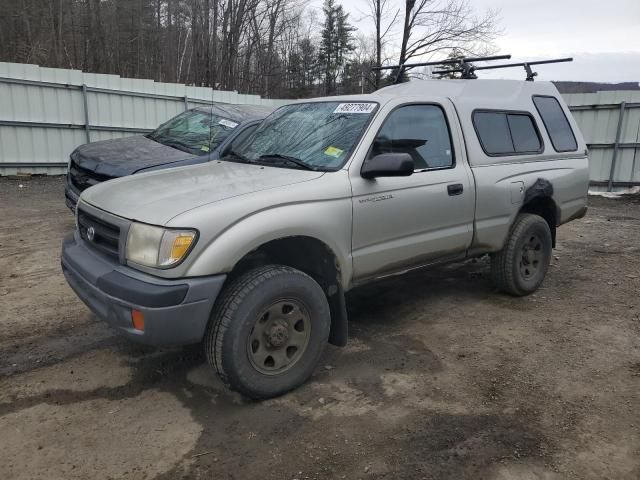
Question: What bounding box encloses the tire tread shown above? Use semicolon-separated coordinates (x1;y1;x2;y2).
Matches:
491;213;551;296
205;265;316;395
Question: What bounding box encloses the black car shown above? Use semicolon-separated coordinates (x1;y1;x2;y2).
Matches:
65;103;274;211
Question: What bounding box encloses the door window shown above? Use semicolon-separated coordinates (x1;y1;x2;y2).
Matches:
369;105;454;170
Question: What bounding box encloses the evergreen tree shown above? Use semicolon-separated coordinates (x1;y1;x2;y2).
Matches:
319;0;355;95
437;48;465;79
287;38;320;98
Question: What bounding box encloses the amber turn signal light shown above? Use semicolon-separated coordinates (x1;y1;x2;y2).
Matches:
131;309;145;332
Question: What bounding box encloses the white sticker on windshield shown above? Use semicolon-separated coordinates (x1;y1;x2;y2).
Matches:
333;103;376;114
218;119;239;128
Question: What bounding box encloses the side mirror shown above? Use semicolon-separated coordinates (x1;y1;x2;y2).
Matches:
361;153;414;179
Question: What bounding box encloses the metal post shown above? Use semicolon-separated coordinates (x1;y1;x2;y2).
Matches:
184;95;189;111
608;101;626;192
81;84;91;143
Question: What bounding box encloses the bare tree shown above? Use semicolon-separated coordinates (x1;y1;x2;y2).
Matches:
398;0;500;70
364;0;399;89
0;0;501;97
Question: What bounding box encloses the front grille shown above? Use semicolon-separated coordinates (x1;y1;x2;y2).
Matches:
78;209;121;259
69;160;113;192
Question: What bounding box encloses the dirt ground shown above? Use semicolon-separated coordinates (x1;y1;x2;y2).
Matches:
0;176;639;480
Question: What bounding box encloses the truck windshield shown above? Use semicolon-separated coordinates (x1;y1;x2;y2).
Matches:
231;101;378;170
147;109;240;155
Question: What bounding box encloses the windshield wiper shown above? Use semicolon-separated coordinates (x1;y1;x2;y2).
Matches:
258;154;317;171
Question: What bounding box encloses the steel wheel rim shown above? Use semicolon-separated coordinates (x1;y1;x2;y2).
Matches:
519;233;543;280
247;299;312;376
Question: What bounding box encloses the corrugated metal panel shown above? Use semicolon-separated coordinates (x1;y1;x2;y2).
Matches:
4;61;637;187
563;91;640;191
0;62;288;175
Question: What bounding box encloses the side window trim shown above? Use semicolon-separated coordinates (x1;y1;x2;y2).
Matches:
472;109;544;157
365;102;456;173
532;95;578;153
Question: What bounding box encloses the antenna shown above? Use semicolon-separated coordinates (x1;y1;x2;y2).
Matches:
208;61;215;156
432;57;574;81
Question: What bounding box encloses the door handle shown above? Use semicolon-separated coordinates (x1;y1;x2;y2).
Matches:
447;183;464;196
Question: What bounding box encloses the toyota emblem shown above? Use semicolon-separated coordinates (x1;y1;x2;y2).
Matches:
87;226;95;241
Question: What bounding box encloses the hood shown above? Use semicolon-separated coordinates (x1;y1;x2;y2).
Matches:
72;135;197;177
80;161;325;226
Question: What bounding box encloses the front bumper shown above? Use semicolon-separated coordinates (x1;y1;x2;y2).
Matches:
61;231;226;346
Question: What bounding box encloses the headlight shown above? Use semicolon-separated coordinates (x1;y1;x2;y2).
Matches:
126;223;197;268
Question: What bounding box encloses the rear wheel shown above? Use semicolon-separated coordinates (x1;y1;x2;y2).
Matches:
205;265;330;399
491;213;553;296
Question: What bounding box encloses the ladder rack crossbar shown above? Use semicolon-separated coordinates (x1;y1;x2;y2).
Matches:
374;54;573;83
371;54;511;72
433;57;573;75
432;57;573;81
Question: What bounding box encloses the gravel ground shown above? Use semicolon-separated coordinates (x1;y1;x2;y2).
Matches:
0;176;639;480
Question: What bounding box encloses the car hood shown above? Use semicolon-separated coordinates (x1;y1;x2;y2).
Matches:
80;161;325;225
72;135;197;177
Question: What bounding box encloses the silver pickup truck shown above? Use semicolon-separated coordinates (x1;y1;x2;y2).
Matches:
61;79;589;399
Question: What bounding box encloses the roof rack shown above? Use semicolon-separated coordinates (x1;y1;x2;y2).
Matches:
372;55;511;83
373;55;573;82
433;57;573;81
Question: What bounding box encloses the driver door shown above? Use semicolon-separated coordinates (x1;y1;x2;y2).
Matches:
350;102;475;281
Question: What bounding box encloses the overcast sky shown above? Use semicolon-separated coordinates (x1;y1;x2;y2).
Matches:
310;0;640;83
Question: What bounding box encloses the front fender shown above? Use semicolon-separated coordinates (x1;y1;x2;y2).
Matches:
182;198;354;288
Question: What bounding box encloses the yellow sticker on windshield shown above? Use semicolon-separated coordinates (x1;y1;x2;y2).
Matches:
200;145;210;152
324;146;344;158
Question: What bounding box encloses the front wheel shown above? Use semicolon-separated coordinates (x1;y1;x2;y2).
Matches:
491;213;553;296
205;265;330;399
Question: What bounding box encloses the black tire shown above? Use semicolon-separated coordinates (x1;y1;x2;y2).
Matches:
491;213;553;296
205;265;330;399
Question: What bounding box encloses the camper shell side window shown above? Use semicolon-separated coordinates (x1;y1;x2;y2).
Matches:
532;95;578;152
472;110;544;157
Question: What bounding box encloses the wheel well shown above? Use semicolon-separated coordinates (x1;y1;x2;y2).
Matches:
228;236;348;346
520;196;558;247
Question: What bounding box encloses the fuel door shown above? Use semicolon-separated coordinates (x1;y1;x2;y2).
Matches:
511;181;525;204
